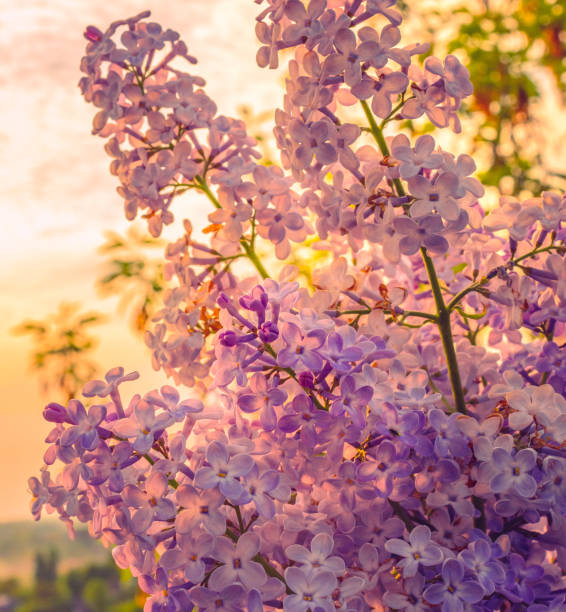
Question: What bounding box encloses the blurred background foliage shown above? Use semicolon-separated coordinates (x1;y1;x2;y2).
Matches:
0;522;142;611
96;226;165;335
7;0;566;608
399;0;566;198
12;303;104;402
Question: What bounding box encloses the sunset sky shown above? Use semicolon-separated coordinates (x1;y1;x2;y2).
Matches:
0;0;283;522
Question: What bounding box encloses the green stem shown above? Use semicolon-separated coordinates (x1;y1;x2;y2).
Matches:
234;505;245;532
400;310;437;322
360;100;405;197
195;176;221;209
424;368;454;412
196;176;271;280
388;499;415;531
361;102;467;415
224;527;291;593
513;243;566;264
379;94;413;129
447;278;489;311
263;343;327;411
241;240;269;280
421;248;467;414
449;245;566;311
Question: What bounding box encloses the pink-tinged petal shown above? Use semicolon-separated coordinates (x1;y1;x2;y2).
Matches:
311;533;333;557
132;507;153;532
427;106;448;128
160;385;179;404
387;71;409;92
243;561;268;588
219;478;245;500
381;24;401;48
284;0;306;21
409;525;431;547
410;199;434;218
133;433;153;454
206;441;229;467
61;465;79;490
415;134;435;156
402;98;424;119
514;474;537;498
437;172;459;195
238;394;263;413
316;143;338;165
135;401;155;430
311;121;330;141
204;511;226;535
237;533;260;559
209;564;236;591
384;538;412;557
177;399;203;413
285;544;310;563
213;536;235;563
490;472;509;494
481;415;502;436
87;404;106;426
229;454;254;477
437;198;460;221
443;559;464;584
310;571;337;596
122;484;147;507
325;557;346;574
112;545;130;570
176;509;198;534
159;548;184;570
60;427;80;447
284;567;308;593
424;55;444;77
282;322;302;346
146;472;168;498
516;448;537;470
334;28;356;54
268;223;286;244
275;240;291;260
408;175;432;198
82;379;107;397
285;212;304;231
194;466;219;490
176;484;197;507
358;40;380;61
371;93;392;118
508;412;532;431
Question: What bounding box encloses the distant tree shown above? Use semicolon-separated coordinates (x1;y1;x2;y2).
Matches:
13;303;104;401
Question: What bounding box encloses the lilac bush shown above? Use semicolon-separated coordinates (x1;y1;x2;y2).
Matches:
29;2;566;610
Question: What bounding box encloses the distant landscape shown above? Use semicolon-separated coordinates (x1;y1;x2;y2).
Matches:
0;520;141;611
0;520;108;583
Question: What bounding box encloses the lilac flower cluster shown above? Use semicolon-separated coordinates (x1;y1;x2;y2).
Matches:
30;1;566;610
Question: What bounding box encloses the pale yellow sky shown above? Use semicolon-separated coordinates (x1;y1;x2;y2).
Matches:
0;0;283;522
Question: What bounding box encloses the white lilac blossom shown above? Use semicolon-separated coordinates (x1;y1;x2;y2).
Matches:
28;2;566;611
